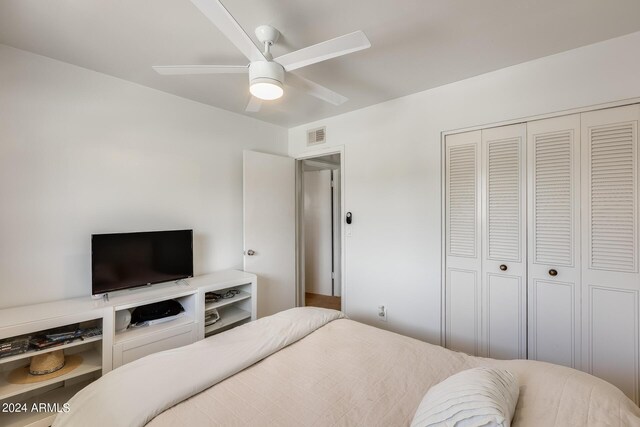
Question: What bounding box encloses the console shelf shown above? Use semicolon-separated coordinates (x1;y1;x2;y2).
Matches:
0;336;102;366
114;315;194;345
107;283;195;312
205;290;251;311
204;306;251;336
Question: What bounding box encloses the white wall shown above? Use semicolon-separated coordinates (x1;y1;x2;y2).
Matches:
0;44;287;309
289;31;640;343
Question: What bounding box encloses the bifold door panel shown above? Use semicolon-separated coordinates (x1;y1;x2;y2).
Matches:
581;104;640;403
527;114;581;369
481;124;527;359
445;131;482;356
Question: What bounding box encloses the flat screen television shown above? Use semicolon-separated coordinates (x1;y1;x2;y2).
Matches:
91;229;193;295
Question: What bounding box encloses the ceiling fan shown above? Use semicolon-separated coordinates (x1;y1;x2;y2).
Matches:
152;0;371;112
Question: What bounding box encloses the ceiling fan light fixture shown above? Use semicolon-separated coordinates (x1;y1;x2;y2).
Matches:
250;78;283;100
248;61;285;101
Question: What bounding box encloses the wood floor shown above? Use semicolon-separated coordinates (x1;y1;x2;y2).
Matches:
305;292;341;311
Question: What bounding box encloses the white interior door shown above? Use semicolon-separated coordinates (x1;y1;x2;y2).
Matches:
481;123;527;360
581;104;640;403
304;169;333;296
243;150;296;318
332;169;342;297
527;114;581;368
445;130;482;356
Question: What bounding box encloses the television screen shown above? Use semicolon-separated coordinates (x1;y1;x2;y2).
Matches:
91;229;193;295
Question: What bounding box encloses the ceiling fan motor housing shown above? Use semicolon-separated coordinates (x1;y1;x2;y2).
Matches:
249;61;285;86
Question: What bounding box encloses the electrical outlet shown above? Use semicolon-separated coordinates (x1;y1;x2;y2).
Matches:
377;305;387;322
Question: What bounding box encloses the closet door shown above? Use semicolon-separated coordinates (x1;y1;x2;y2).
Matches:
481;124;527;359
527;114;581;368
581;104;640;403
445;130;482;356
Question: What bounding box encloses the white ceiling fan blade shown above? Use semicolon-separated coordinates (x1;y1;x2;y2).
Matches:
153;65;248;75
245;96;262;112
190;0;265;62
286;73;348;106
275;31;370;72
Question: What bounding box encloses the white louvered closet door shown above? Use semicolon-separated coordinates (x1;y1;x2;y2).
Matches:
581;104;640;403
527;114;581;368
445;130;482;356
481;124;527;359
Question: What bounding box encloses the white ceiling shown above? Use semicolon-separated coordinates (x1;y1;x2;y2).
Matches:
1;0;639;127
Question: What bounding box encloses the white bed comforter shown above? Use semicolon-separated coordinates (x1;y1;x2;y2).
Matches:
147;316;640;427
53;307;345;427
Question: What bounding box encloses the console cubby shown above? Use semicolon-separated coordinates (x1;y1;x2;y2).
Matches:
113;292;197;343
201;282;255;338
109;286;198;369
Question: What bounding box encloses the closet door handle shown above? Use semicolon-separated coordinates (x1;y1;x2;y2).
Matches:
499;264;508;271
548;269;558;277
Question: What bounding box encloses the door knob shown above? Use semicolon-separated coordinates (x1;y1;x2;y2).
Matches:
245;249;256;256
548;269;558;277
499;264;508;271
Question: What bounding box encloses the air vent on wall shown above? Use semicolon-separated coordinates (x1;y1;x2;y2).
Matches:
307;126;326;146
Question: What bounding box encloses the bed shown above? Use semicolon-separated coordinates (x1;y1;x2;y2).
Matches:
54;308;640;426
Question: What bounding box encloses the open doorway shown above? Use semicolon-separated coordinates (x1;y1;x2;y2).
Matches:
297;153;342;311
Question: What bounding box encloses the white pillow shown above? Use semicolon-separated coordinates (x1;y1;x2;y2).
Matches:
410;367;519;427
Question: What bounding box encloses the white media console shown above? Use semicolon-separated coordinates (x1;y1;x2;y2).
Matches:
0;269;257;427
